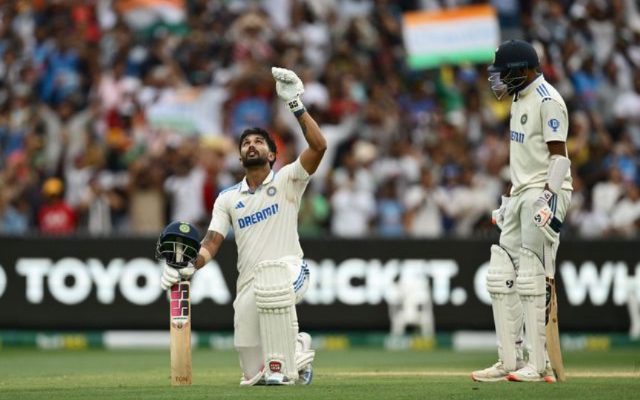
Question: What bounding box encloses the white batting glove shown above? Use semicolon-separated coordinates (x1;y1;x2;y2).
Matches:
160;262;196;290
491;195;510;230
532;189;554;228
272;67;305;116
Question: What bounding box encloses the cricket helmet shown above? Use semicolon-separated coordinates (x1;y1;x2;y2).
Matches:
155;221;201;268
488;40;539;99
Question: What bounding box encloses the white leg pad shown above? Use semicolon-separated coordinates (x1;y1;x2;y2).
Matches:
254;260;298;382
486;245;523;371
517;247;547;373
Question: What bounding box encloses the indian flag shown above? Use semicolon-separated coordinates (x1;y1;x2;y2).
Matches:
402;5;500;70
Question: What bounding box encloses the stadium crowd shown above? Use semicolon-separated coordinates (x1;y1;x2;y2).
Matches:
1;0;639;238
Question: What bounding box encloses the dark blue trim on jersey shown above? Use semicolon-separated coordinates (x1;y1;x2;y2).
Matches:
549;216;562;233
540;84;551;97
293;261;310;292
219;183;241;195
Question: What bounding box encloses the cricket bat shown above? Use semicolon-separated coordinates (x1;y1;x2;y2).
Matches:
546;277;566;382
169;242;192;386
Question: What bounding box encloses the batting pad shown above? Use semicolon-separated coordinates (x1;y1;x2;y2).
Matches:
517;247;547;373
486;245;523;371
254;260;298;381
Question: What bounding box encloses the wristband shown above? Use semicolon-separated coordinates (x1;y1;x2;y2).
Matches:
287;96;305;115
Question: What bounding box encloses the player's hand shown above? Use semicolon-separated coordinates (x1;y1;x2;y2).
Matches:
491;195;510;230
532;189;554;228
160;262;196;290
272;67;305;114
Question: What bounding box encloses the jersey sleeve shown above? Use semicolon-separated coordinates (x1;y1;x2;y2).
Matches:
541;98;568;143
282;157;311;182
278;157;311;199
208;194;231;237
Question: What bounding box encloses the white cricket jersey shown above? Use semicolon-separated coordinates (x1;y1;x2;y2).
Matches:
509;75;573;196
208;158;310;291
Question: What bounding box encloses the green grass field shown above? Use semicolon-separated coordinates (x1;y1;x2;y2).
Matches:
1;348;640;400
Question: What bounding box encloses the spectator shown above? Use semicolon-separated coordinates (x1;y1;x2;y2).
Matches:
404;168;443;238
592;167;624;216
298;188;330;237
330;168;376;238
375;178;404;237
0;191;28;234
0;0;637;239
128;157;166;235
164;140;206;225
610;183;640;237
37;177;76;235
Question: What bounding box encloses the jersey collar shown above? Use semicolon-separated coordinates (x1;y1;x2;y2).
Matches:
517;74;545;99
240;170;275;193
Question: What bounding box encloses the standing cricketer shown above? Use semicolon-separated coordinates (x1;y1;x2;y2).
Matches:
160;67;326;386
471;40;572;382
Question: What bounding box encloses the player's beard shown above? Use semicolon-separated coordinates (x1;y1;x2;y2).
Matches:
241;153;269;168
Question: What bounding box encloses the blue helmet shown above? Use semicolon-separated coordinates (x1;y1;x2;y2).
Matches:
488;40;540;99
155;221;201;268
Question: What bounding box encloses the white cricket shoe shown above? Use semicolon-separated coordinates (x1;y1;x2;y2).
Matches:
507;363;556;383
298;364;313;385
265;372;294;386
296;332;315;385
471;359;526;382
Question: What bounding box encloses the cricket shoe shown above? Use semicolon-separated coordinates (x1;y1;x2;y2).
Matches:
471;359;526;382
298;364;313;385
265;372;294;386
507;363;556;383
296;332;315;385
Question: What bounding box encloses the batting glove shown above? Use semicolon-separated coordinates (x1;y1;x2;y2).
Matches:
272;67;305;117
491;195;510;230
532;189;554;228
160;262;196;290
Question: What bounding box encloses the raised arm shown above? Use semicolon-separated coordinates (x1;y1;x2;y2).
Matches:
272;67;327;174
297;112;327;174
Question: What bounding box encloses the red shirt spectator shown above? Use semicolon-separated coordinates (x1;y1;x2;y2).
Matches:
38;178;77;235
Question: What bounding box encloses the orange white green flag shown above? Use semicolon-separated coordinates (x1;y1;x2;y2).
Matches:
402;5;500;70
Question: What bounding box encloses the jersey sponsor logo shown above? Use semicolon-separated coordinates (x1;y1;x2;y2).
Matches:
510;130;525;143
237;203;279;229
520;114;527;124
548;118;560;133
267;186;277;197
235;201;245;209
